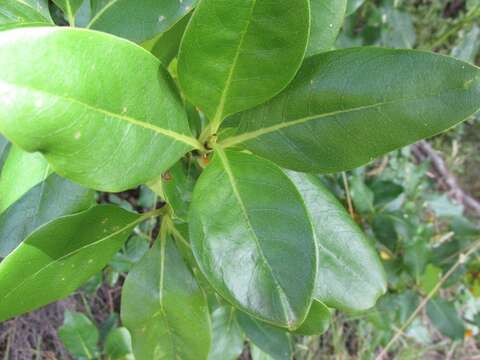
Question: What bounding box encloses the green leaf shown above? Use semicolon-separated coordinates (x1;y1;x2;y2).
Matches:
307;0;346;56
404;238;429;284
286;172;386;312
223;48;480;173
251;345;275;360
52;0;84;22
59;310;100;359
88;0;197;43
346;0;364;15
452;24;480;63
293;300;331;336
350;174;375;215
177;0;310;124
237;312;292;360
0;146;51;214
419;264;442;294
189;149;317;328
0;0;52;25
0;27;199;191
0;205;142;321
121;238;211;360
105;327;134;360
427;298;465;340
379;5;416;49
0;134;9;169
142;12;191;66
0;173;94;257
209;306;244;360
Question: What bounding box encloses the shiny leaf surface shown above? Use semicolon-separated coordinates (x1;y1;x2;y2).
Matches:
209;306;244;360
88;0;197;43
0;0;52;25
0;146;51;214
237;312;292;360
307;0;346;56
178;0;310;122
122;238;211;360
0;27;198;191
224;48;480;173
293;300;331;336
0;205;141;321
286;172;386;312
189;149;316;328
0;174;94;257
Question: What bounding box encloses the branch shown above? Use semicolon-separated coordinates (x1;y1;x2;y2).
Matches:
412;140;480;217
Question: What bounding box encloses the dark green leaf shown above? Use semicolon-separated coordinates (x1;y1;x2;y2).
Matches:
209;306;244;360
293;300;331;336
178;0;310;123
88;0;197;43
52;0;84;22
0;205;142;321
0;134;10;174
286;172;386;312
0;27;198;192
0;173;94;257
307;0;346;56
143;12;191;66
237;312;292;360
59;310;99;359
189;150;317;328
404;238;429;283
427;298;465;340
121;238;211;360
223;48;480;174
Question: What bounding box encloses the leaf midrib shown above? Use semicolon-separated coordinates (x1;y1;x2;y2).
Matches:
0;80;202;150
220;86;475;148
215;147;293;326
0;212;144;304
210;0;257;124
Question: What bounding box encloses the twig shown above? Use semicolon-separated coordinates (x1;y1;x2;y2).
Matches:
412;140;480;217
376;238;480;360
342;172;355;218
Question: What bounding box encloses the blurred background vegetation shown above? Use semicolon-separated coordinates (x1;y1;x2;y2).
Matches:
1;0;480;359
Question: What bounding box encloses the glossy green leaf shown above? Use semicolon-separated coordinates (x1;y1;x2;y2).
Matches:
427;298;465;340
307;0;346;56
0;146;51;214
346;0;364;15
0;173;94;257
59;310;100;359
209;306;244;360
0;0;52;25
121;238;211;360
293;300;331;336
0;27;198;191
142;12;191;66
237;312;292;360
223;48;480;173
0;205;142;321
105;327;134;360
286;172;386;312
178;0;310;123
88;0;197;43
190;149;317;328
52;0;85;23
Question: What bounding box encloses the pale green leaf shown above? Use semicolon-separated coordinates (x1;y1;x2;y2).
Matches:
59;310;100;359
209;306;244;360
0;27;199;191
